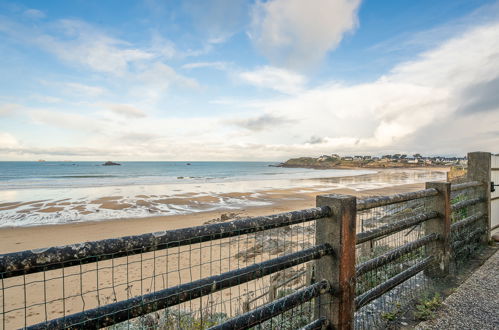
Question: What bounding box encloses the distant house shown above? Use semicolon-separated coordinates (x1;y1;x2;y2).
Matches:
363;156;372;160
372;156;380;161
318;155;330;161
353;156;363;161
407;159;418;164
342;156;353;161
331;154;340;159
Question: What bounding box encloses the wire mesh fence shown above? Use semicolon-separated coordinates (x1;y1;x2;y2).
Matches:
0;180;490;330
0;209;325;329
450;182;486;267
354;192;437;330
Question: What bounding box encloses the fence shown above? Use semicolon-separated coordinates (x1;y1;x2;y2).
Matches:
491;154;499;233
0;152;492;330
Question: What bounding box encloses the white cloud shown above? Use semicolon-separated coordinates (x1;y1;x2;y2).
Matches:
233;20;499;156
29;110;103;132
0;15;204;110
0;132;20;149
39;19;154;75
249;0;361;69
134;62;200;102
182;61;229;70
23;9;46;19
64;82;106;97
0;104;22;116
183;0;247;43
106;104;146;118
0;17;154;75
31;95;64;104
238;66;307;94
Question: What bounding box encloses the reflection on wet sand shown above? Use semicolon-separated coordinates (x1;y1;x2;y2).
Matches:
0;168;446;228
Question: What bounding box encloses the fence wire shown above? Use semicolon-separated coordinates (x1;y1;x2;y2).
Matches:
0;183;489;330
354;194;435;330
0;217;319;329
450;184;485;267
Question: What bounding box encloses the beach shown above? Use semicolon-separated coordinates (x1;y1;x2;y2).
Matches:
0;166;448;328
0;167;447;253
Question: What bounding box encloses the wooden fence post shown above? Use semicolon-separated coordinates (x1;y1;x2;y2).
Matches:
315;194;356;329
424;182;451;277
467;152;491;243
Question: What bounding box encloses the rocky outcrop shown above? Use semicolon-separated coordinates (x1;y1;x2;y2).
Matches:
102;161;121;166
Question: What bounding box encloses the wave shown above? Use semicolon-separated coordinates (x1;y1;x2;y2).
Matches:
51;175;119;179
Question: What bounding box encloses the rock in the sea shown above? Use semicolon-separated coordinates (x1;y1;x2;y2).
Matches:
103;161;121;166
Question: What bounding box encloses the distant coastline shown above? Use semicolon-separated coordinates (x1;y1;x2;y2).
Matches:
275;154;465;170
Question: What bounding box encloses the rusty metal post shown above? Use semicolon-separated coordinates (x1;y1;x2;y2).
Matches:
467;152;491;243
424;182;451;277
315;194;356;329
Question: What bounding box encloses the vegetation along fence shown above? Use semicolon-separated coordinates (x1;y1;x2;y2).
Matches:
0;152;492;330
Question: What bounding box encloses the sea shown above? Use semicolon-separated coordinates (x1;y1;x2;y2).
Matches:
0;161;445;227
0;161;373;189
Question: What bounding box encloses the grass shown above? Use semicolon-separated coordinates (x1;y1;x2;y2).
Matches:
414;293;443;321
381;302;402;321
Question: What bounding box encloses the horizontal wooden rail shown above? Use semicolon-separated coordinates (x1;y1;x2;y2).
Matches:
28;244;332;329
355;256;434;310
0;207;329;278
356;233;438;278
209;280;330;330
356;188;438;211
451;197;483;212
356;211;438;244
452;227;487;251
450;212;484;232
450;181;482;191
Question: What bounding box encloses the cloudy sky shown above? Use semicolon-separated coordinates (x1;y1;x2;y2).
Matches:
0;0;498;161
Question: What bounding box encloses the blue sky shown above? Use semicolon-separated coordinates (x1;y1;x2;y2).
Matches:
0;0;498;160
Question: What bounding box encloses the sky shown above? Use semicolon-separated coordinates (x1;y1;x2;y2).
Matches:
0;0;498;161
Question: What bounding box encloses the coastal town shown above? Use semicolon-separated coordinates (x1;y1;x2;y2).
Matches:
278;153;468;169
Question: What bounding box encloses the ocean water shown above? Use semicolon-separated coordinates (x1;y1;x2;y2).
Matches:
0;161;381;227
0;161;372;189
0;162;446;227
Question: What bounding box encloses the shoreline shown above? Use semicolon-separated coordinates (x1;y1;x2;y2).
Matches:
1;181;433;253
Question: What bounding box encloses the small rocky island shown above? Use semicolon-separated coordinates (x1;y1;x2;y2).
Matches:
102;161;121;166
276;154;465;169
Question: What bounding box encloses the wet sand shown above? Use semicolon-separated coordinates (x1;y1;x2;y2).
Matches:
0;182;428;253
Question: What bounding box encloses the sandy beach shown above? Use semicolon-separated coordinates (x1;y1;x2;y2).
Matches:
0;167;449;328
0;175;440;253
